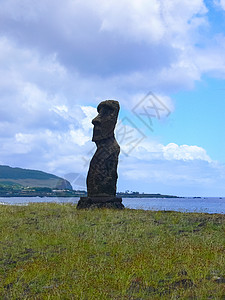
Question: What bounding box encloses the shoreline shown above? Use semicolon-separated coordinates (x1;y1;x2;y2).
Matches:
0;199;225;215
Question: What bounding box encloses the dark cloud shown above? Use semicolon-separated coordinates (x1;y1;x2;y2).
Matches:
1;0;225;196
0;7;178;77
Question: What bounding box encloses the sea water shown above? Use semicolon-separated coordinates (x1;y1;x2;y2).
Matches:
0;197;225;214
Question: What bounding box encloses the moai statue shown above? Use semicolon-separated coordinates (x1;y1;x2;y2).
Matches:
77;100;124;209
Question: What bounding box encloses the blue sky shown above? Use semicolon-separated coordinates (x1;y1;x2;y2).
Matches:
159;76;225;163
0;0;225;196
174;78;225;162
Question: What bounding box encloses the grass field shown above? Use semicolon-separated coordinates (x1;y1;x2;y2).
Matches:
0;203;224;299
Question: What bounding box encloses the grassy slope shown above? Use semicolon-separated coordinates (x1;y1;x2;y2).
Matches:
0;166;58;180
0;203;224;299
0;178;64;188
0;165;72;189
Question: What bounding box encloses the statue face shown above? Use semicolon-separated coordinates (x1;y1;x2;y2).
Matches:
92;100;119;141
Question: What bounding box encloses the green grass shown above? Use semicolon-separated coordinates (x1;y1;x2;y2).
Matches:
0;203;224;299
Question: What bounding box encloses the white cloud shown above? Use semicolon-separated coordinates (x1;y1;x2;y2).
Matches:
69;128;90;146
125;140;212;162
0;0;225;196
1;101;225;196
163;143;211;162
99;0;165;43
221;0;225;9
0;0;224;107
80;106;97;131
0;0;217;93
118;156;225;196
98;0;208;46
215;0;225;10
194;34;225;77
15;133;34;144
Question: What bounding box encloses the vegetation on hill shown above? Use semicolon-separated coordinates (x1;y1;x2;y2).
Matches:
0;203;224;299
0;183;86;197
0;165;72;190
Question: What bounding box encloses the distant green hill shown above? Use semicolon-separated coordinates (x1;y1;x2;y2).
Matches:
0;165;72;190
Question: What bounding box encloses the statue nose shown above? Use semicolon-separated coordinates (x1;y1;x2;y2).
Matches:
92;115;101;125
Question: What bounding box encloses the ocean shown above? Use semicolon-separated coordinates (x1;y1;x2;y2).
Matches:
0;197;225;214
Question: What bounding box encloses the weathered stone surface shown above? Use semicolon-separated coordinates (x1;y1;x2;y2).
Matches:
77;100;124;209
87;137;120;197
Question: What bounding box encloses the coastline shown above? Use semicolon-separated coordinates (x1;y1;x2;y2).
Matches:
1;196;225;214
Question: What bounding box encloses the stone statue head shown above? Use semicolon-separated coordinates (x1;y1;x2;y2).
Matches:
92;100;120;142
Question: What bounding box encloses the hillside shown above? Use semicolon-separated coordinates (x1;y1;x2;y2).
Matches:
0;165;72;190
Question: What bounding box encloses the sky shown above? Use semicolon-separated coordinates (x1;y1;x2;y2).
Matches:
0;0;225;196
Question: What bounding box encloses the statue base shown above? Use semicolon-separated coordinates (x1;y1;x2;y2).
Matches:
77;197;124;209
